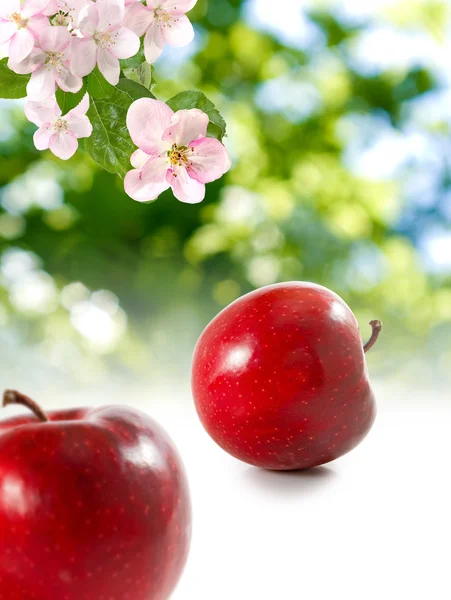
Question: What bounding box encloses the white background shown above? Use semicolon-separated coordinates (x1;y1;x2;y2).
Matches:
170;383;451;600
17;380;449;600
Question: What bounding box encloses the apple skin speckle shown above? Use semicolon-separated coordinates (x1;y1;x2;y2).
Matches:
0;405;191;600
192;281;377;470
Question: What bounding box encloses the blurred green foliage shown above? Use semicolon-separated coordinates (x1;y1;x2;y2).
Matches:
1;0;451;385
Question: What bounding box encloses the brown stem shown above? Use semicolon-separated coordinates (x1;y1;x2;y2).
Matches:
363;320;382;353
2;390;49;422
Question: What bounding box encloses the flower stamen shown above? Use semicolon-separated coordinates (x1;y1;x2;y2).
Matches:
45;51;65;73
9;12;29;29
154;8;177;27
53;118;69;134
52;12;70;27
168;144;192;167
93;30;117;51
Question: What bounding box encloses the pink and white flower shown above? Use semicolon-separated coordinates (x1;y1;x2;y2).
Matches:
125;0;197;64
25;93;92;160
124;98;231;204
71;0;140;85
9;26;82;101
43;0;88;27
0;0;50;64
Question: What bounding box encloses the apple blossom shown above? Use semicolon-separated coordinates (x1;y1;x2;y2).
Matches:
124;98;231;204
71;0;140;85
25;93;92;160
0;0;229;190
124;0;197;64
9;26;82;101
43;0;88;27
0;0;50;64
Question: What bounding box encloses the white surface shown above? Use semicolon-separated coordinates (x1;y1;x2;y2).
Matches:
167;388;450;600
3;383;450;600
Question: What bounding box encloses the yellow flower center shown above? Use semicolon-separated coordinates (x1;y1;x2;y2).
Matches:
155;8;177;26
168;144;194;168
94;30;116;50
10;12;29;29
45;51;65;72
53;119;68;134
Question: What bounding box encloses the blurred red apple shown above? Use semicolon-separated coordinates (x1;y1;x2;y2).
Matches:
192;282;381;470
0;391;191;600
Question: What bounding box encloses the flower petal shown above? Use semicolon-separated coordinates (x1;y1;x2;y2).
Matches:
96;0;125;31
27;65;56;100
8;47;44;74
161;14;194;47
39;25;71;53
78;3;99;37
0;42;9;60
143;19;164;63
25;96;60;126
42;0;58;16
162;108;208;147
70;38;97;78
33;123;53;150
0;0;21;18
111;26;140;59
162;0;198;13
68;0;89;24
130;149;151;169
55;65;82;94
21;0;51;19
124;156;170;202
0;21;16;47
49;131;78;160
124;2;152;37
27;15;51;39
186;137;232;184
169;166;205;204
97;48;120;85
67;92;90;117
126;98;173;155
66;114;92;138
8;28;35;63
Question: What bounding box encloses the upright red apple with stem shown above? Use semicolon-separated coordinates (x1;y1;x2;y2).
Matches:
0;390;191;600
192;282;382;470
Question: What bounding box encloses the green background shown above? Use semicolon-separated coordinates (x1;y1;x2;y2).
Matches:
1;0;450;391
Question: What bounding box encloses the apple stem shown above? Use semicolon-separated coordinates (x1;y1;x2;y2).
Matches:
2;390;50;423
363;320;382;354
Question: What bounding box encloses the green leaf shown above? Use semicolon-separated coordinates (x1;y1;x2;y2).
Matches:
85;81;154;178
123;62;154;92
166;91;227;141
116;78;155;101
87;67;115;99
120;43;146;69
56;82;87;114
0;58;30;99
206;122;225;141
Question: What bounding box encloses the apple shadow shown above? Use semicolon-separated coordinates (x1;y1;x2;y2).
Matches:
243;465;338;498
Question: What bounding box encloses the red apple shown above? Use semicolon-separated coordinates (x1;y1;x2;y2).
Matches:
0;391;191;600
192;282;381;470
